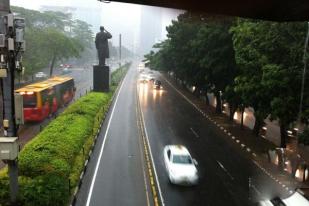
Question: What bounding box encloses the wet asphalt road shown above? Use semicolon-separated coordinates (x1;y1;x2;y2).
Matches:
73;65;294;206
75;63;151;206
138;74;251;206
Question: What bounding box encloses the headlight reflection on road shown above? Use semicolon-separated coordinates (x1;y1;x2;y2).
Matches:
138;82;148;106
153;88;164;100
295;167;309;181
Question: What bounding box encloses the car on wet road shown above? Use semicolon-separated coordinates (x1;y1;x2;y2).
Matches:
153;80;162;89
258;191;309;206
163;145;199;185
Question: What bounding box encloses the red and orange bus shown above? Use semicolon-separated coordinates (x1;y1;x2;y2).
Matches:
15;76;75;122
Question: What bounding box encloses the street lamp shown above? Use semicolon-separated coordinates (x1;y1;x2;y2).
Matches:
298;21;309;130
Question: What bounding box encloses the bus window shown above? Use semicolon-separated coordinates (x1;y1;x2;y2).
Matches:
23;93;37;108
41;88;55;105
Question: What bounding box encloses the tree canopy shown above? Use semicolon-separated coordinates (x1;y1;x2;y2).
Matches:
145;11;309;148
12;6;94;76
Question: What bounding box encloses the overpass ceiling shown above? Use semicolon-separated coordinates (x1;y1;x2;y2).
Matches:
101;0;309;21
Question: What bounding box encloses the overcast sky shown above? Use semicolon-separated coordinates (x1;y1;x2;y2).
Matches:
11;0;182;55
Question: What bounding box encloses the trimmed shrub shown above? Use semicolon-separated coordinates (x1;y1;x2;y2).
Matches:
19;93;110;205
111;62;131;86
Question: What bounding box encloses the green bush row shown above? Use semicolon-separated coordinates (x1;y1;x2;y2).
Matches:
0;63;130;206
111;62;131;86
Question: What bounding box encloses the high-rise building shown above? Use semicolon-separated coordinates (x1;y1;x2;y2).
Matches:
139;6;182;56
139;6;163;56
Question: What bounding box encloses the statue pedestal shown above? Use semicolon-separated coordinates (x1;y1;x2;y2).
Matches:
93;65;110;92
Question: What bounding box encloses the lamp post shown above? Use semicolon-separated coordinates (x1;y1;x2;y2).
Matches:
298;22;309;131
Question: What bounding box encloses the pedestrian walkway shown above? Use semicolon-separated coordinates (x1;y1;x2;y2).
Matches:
162;73;309;193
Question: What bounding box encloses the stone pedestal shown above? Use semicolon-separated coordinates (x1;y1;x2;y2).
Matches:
93;65;110;92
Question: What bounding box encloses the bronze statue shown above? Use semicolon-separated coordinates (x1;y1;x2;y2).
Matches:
95;26;112;66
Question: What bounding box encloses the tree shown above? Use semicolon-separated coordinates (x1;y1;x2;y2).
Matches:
232;19;306;147
191;17;237;113
144;40;174;72
146;13;238;112
165;12;203;83
223;84;243;122
12;6;94;77
41;28;83;76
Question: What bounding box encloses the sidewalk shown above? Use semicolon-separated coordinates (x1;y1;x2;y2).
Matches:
162;73;309;193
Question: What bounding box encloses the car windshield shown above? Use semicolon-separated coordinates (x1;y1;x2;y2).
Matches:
172;155;192;164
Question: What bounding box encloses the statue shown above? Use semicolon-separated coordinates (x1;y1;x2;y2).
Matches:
95;26;112;66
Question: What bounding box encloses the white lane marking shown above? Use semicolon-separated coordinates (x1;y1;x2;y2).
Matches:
163;77;203;116
137;112;151;206
251;183;262;196
164;75;293;193
86;70;127;206
216;160;234;180
139;94;165;206
190;127;199;138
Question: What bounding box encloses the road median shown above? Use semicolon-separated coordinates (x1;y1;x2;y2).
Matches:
0;63;130;206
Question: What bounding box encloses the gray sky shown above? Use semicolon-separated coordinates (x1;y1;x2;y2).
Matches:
11;0;182;55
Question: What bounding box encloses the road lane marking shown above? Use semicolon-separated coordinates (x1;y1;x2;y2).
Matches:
85;69;127;206
163;76;204;117
250;181;262;197
137;85;165;206
140;103;165;206
137;103;157;206
163;75;295;194
216;160;234;180
190;127;199;138
136;103;151;206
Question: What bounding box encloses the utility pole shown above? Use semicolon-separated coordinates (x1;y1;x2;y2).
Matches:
0;0;25;204
298;22;309;130
119;33;122;67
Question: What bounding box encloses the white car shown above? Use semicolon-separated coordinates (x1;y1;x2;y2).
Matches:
258;192;309;206
163;145;199;185
35;72;47;78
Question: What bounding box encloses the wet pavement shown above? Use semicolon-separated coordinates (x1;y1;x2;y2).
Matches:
161;72;309;202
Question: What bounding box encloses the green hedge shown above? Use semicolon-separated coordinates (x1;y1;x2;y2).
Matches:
111;62;131;86
21;92;111;206
0;63;130;206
